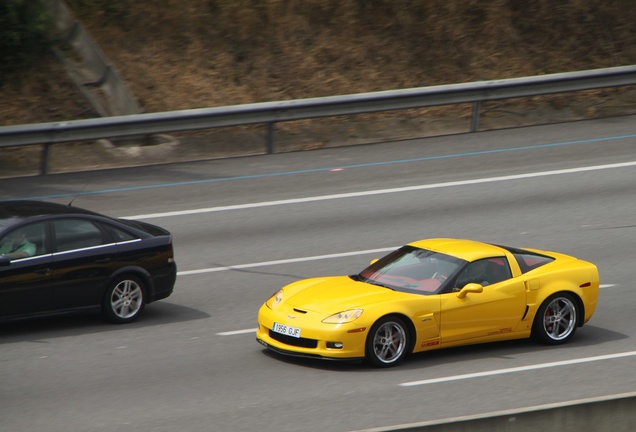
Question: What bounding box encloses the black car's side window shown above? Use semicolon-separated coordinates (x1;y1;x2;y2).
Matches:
101;223;138;242
53;219;108;252
0;222;47;259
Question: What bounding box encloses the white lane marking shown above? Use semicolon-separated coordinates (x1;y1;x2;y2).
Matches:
178;249;619;285
125;161;636;219
177;247;396;276
217;328;257;336
400;351;636;387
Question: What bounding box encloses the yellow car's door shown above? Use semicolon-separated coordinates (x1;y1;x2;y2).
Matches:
439;260;527;345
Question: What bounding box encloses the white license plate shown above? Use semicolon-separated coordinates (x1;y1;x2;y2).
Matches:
272;322;301;338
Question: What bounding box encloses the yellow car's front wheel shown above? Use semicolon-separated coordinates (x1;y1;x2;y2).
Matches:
366;316;410;368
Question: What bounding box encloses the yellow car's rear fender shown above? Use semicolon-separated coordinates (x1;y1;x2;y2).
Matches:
526;263;599;326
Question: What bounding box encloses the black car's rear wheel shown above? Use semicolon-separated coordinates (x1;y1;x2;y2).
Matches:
366;316;410;368
103;275;146;323
532;293;578;344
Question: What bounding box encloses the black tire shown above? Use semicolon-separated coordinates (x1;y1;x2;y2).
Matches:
532;293;578;345
366;316;410;368
102;275;146;324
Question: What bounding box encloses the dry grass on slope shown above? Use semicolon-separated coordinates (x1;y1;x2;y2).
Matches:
2;0;636;124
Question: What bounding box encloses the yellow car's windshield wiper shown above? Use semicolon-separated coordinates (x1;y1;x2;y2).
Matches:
350;274;395;290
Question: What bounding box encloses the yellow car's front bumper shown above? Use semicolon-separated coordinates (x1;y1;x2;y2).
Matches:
256;304;369;361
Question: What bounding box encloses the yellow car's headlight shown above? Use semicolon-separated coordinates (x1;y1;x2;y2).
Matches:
265;289;284;309
322;309;363;324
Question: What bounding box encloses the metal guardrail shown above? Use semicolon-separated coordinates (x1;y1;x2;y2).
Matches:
2;65;636;174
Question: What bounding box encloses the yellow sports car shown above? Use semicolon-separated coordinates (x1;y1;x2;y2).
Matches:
256;238;599;367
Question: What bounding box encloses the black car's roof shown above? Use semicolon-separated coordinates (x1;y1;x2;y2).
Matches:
0;200;98;217
0;200;100;229
0;200;168;237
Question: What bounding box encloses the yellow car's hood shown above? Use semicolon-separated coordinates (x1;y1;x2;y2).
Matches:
284;276;397;314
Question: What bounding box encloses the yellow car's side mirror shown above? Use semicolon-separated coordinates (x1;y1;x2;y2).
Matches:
456;283;483;299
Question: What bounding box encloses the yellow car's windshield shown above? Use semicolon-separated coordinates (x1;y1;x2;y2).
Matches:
357;246;466;294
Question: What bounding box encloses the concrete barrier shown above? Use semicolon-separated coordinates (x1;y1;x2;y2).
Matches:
45;0;142;117
351;392;636;432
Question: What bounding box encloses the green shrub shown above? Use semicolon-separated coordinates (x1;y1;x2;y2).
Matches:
0;0;52;85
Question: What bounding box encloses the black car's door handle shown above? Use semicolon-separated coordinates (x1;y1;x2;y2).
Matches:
95;258;112;264
33;268;51;275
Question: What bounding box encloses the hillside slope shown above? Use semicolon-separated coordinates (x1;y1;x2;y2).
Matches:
2;0;636;126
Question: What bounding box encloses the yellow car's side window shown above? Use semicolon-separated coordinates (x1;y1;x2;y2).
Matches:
456;257;512;289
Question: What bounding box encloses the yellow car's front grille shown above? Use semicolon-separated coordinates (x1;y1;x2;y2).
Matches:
269;329;318;348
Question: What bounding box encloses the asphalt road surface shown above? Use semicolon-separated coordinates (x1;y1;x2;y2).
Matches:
1;115;635;432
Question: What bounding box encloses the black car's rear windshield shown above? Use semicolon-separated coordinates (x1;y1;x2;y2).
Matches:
118;218;169;236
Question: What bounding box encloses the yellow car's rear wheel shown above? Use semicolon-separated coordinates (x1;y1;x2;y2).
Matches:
532;293;578;345
366;316;410;368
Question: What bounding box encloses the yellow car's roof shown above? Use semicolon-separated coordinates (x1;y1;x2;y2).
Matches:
407;238;508;262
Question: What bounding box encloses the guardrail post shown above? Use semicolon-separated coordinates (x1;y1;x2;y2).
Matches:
40;143;51;175
266;122;275;154
470;101;481;132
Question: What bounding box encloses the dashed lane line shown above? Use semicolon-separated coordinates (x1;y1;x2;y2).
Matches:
127;161;636;220
400;351;636;386
177;247;397;276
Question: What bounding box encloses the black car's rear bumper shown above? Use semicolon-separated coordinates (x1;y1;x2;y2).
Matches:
149;262;177;302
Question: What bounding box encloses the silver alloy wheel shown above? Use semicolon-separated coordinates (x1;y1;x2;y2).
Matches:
542;296;577;341
110;279;143;320
372;320;407;365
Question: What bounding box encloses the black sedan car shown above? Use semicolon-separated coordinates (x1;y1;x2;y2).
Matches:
0;200;177;323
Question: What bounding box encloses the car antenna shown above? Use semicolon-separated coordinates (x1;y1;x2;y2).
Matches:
68;182;90;207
